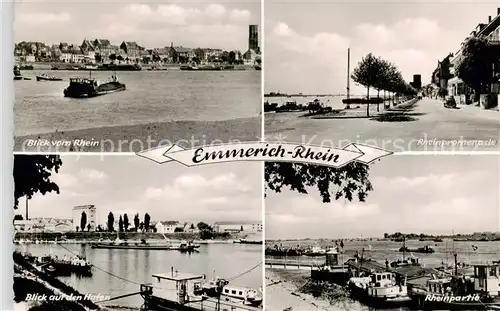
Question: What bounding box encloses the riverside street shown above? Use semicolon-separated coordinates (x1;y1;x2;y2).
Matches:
264;98;499;152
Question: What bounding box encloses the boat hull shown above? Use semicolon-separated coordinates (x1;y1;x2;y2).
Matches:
90;243;196;251
64;82;125;98
411;294;500;310
349;282;411;309
36;76;63;81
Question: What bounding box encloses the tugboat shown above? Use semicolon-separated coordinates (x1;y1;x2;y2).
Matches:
64;73;125;98
348;271;411;308
36;74;63;81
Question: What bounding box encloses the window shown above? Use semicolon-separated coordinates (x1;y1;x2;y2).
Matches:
489;267;497;277
232;290;237;294
239;291;243;295
224;289;229;294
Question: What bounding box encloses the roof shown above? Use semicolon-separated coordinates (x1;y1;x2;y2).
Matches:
153;272;204;281
215;221;260;225
157;221;180;226
94;39;111;47
73;205;95;210
174;46;192;53
122;41;141;49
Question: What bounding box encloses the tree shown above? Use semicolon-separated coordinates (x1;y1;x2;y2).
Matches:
351;53;386;116
123;213;129;232
109;54;117;62
87;224;91;232
116;55;124;62
107;212;114;232
134;213;140;232
80;212;87;233
76;226;79;232
14;155;62;209
119;215;124;232
139;222;144;231
190;223;195;230
95;54;102;63
144;213;151;232
197;222;212;232
265;162;373;203
457;37;497;98
240;225;243;231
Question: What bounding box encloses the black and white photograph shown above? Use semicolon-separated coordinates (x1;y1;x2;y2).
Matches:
264;155;500;310
264;2;499;152
13;155;263;311
13;0;261;152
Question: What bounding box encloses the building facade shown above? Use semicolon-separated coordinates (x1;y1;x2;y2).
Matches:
155;221;184;233
248;25;259;53
72;205;97;231
213;221;262;233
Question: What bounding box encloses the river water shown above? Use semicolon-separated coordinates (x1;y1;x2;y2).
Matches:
17;243;263;309
266;239;500;311
14;70;261;136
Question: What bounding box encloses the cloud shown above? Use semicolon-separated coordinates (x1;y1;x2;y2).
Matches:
16;12;71;24
229;9;251;23
265;12;463;93
79;169;107;181
14;2;257;51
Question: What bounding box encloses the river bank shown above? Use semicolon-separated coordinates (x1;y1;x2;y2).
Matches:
14;116;260;152
266;269;365;311
14;231;261;243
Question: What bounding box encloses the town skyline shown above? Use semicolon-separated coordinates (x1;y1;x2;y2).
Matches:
265;1;500;94
14;1;261;51
15;156;261;225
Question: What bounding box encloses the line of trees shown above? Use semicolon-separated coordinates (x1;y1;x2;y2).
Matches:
103;212;152;233
351;53;417;114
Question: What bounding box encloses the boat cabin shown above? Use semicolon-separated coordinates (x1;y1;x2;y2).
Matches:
325;249;339;266
473;263;500;297
427;278;452;294
150;269;204;304
222;285;261;303
69;77;97;87
370;272;396;287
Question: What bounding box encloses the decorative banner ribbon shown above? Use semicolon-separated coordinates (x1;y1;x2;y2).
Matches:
137;142;393;168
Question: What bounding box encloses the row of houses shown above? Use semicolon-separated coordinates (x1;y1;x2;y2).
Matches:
433;7;500;108
15;39;251;65
14;216;262;234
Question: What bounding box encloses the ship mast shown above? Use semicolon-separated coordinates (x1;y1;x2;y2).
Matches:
346;48;351;109
347;48;350;100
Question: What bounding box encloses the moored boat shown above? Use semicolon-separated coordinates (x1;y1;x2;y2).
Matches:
36;74;63;81
399;245;435;254
236;239;262;245
348;271;411;308
140;269;261;310
180;64;198;70
409;263;500;310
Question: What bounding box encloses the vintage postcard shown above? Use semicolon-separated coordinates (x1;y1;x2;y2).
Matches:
264;1;500;152
265;155;500;310
13;155;263;311
13;0;262;152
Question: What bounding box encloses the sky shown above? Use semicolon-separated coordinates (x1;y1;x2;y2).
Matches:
266;155;500;240
265;1;500;94
13;0;260;51
17;155;261;225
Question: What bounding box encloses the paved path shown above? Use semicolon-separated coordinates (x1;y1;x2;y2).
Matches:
265;98;499;152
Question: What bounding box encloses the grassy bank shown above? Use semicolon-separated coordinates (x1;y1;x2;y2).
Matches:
14;231;243;242
14;117;260;152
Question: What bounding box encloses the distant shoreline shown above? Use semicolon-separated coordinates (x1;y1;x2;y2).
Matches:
14;231;261;244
